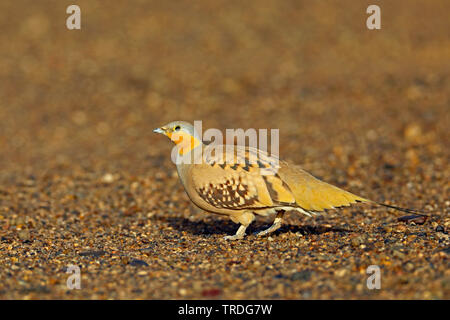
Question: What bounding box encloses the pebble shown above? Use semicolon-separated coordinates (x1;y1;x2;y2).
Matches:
18;230;30;241
351;236;365;247
393;250;406;259
129;259;149;267
102;173;115;184
178;288;187;296
291;270;312;281
79;250;107;257
398;215;428;225
201;289;221;297
335;268;348;277
404;262;415;272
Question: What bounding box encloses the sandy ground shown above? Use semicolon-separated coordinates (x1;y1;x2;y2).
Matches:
0;0;448;299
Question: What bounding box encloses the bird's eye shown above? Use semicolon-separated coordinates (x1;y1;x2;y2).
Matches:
174;125;181;131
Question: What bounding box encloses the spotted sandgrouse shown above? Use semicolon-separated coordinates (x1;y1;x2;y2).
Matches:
154;121;423;240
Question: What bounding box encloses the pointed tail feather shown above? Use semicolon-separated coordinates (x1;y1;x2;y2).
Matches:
339;192;427;216
375;201;427;215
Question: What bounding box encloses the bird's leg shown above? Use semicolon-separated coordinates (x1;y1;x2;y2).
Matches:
255;210;285;237
224;211;254;240
223;224;247;241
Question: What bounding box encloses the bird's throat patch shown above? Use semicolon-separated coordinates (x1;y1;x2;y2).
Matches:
169;132;201;155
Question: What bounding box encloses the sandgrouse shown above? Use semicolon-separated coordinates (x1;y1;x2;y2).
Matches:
154;121;423;240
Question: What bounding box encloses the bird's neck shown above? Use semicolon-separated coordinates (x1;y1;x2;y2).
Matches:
174;141;204;166
169;132;202;156
175;143;204;190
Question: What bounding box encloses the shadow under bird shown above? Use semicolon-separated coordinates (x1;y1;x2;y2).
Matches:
153;121;425;240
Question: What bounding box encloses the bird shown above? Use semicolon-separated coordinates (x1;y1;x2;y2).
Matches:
153;121;425;240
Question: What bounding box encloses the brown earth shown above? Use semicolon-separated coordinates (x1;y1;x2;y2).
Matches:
0;0;448;299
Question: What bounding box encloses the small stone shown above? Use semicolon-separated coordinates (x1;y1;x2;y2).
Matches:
201;288;221;297
131;181;140;190
335;268;348;277
404;262;415;272
404;122;422;140
102;173;115;183
393;250;406;259
79;250;107;257
291;270;312;281
398;214;428;225
394;224;407;232
179;288;187;296
18;230;30;241
129;259;149;267
351;236;364;247
436;232;449;241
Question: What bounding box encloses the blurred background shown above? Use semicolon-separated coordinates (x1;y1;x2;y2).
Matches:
0;0;448;299
0;0;448;175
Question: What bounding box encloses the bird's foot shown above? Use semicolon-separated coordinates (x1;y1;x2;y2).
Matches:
223;224;247;240
254;222;282;237
223;234;244;241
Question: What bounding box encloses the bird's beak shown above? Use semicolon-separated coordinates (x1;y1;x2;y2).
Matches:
153;127;165;134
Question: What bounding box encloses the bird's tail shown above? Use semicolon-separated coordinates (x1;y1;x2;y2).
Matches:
373;201;427;215
343;190;427;215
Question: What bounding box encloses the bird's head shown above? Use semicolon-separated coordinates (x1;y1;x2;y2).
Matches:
153;121;202;155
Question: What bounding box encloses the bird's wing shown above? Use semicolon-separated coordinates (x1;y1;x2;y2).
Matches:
188;145;296;210
190;144;367;212
277;162;369;212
